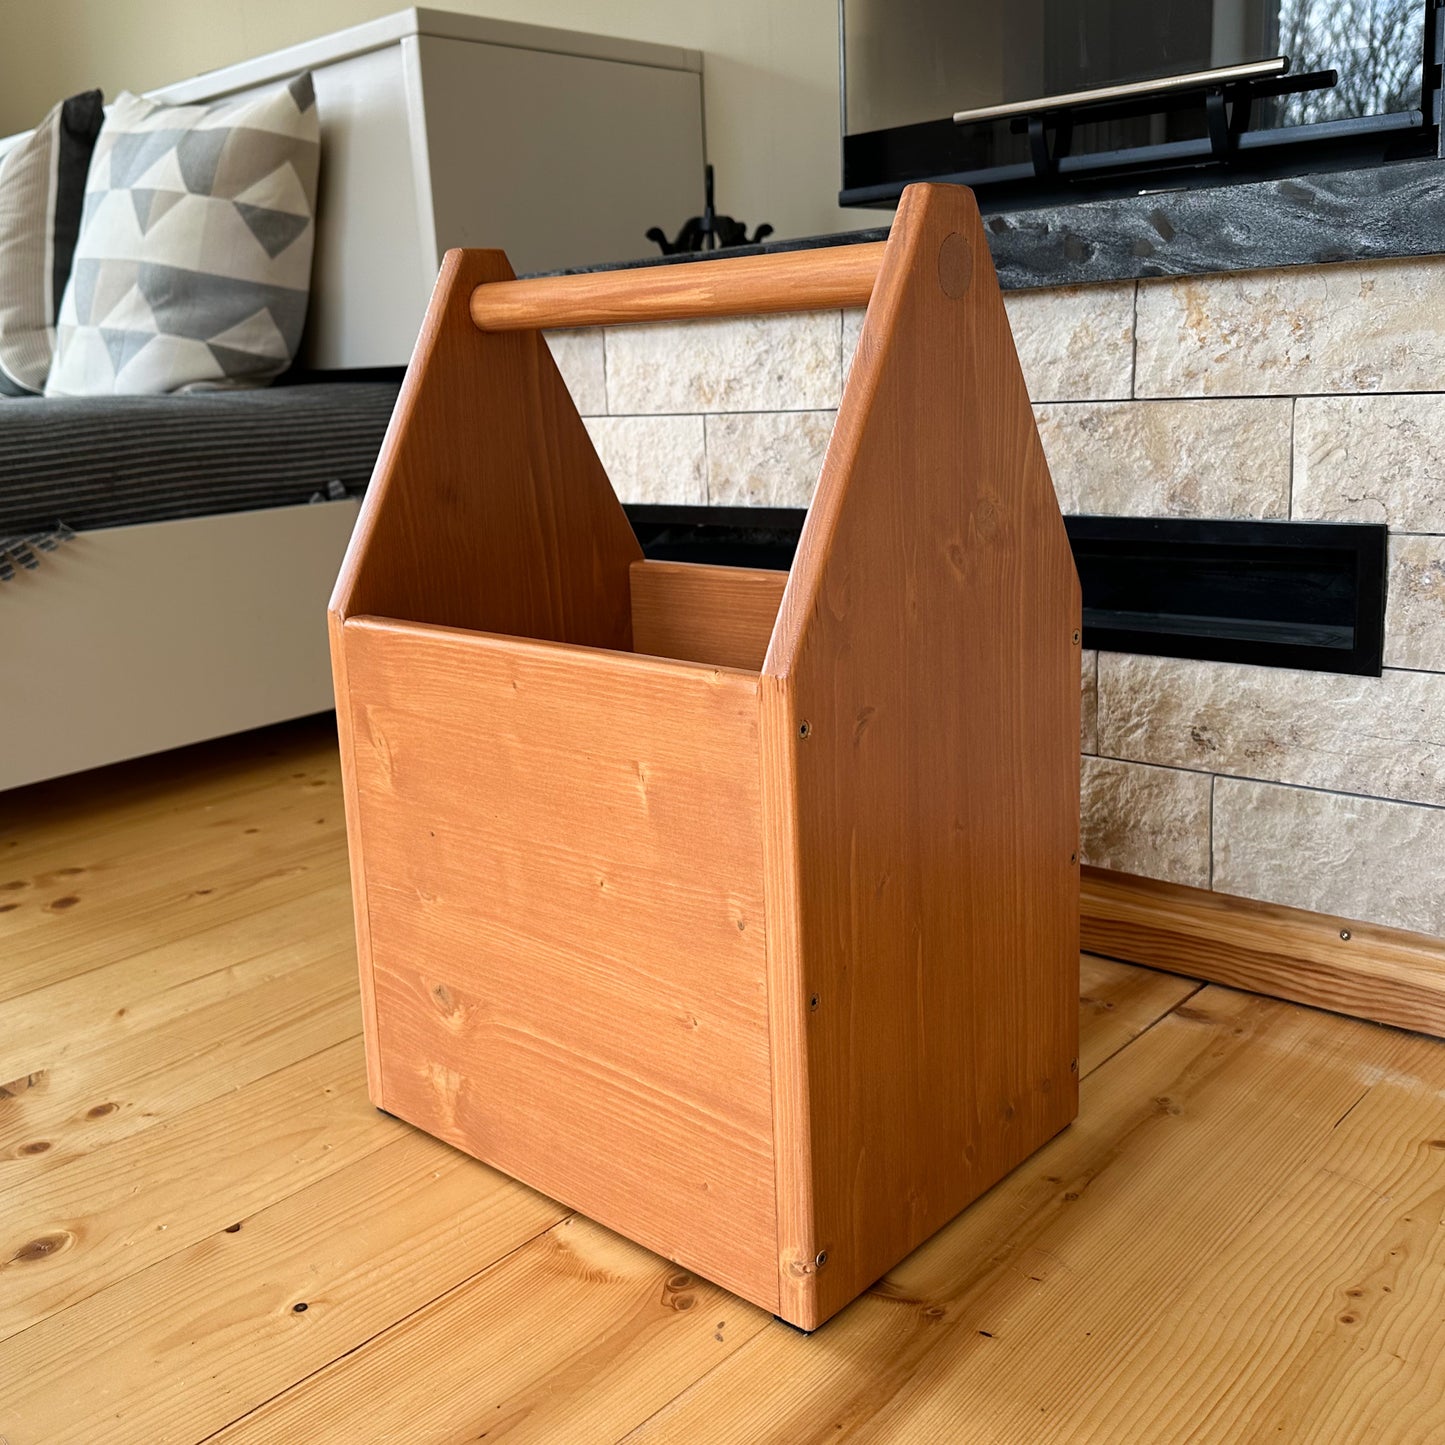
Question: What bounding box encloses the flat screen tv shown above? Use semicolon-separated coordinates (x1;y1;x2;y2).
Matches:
840;0;1440;208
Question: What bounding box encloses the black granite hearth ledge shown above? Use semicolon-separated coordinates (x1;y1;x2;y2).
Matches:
525;157;1445;292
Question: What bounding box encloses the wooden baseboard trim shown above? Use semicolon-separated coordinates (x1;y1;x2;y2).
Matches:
1081;867;1445;1039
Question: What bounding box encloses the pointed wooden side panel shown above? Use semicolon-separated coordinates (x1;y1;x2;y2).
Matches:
330;249;641;1099
330;247;642;642
761;185;1082;1328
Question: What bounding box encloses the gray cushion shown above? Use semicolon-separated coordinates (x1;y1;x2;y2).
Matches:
0;91;104;395
46;75;319;397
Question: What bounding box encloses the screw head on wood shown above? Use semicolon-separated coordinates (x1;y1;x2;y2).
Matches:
809;993;820;1011
1071;630;1081;646
814;1250;828;1268
798;720;812;739
1340;929;1351;941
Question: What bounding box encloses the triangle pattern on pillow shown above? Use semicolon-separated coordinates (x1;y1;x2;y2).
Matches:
176;128;227;195
234;202;311;258
208;307;291;359
129;188;187;234
206;341;275;380
47;77;319;396
234;160;312;216
129;144;188;194
99;282;159;334
99;327;154;376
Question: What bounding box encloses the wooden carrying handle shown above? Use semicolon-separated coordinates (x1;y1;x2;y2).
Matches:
469;241;885;332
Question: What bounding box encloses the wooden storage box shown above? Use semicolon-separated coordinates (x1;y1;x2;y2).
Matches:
330;184;1081;1331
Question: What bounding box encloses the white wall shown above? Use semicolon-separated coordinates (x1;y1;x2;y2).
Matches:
0;0;892;241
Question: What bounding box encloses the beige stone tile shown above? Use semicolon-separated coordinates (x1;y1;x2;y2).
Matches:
842;282;1134;402
1212;777;1445;938
842;281;1133;403
705;411;834;508
1385;535;1445;673
1097;653;1445;807
1135;256;1445;397
1003;282;1136;402
605;311;841;415
1081;649;1098;755
1035;399;1291;517
582;416;705;506
1293;395;1445;532
544;329;605;416
1080;756;1212;888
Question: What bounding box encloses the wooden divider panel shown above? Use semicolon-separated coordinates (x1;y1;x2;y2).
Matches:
630;560;786;671
342;616;779;1307
760;185;1083;1327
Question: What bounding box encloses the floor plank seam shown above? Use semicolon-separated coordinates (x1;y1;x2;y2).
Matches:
610;1314;780;1445
1084;978;1208;1080
0;854;351;1007
193;1209;583;1444
1;1033;378;1347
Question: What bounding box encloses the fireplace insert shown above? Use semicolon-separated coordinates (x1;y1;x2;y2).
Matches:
840;0;1442;209
626;507;1389;676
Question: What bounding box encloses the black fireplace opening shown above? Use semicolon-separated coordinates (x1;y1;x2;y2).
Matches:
625;507;1388;677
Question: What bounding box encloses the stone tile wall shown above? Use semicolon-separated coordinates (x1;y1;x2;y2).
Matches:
545;255;1445;938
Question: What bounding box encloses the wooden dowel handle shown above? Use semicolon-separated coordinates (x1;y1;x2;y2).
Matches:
469;242;885;332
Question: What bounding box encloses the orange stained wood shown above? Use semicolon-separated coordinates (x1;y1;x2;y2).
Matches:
329;245;643;1100
758;187;1082;1327
341;615;780;1308
15;721;1445;1440
330;184;1081;1332
330;246;641;644
628;559;786;671
468;241;885;332
1082;866;1445;1039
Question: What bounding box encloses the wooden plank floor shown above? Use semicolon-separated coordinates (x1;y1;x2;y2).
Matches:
3;717;1444;1443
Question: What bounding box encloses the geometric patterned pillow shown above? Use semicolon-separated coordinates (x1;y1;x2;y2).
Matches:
45;74;319;396
0;90;104;395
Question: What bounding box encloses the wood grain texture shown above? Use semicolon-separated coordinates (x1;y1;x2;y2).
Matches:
329;246;641;643
342;615;779;1307
0;895;357;1175
0;724;347;1004
334;188;1080;1330
329;247;642;1099
215;1217;770;1445
0;1039;396;1342
20;716;1445;1441
629;559;785;671
1082;866;1445;1039
469;242;884;331
626;985;1445;1443
0;1133;563;1445
1077;950;1201;1076
329;608;382;1100
759;185;1083;1328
